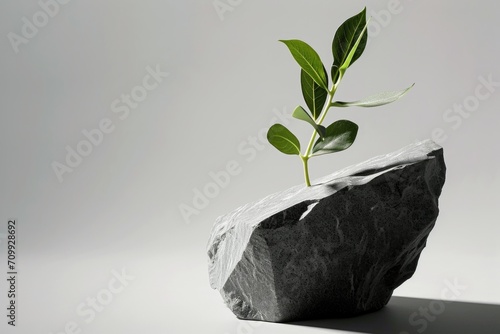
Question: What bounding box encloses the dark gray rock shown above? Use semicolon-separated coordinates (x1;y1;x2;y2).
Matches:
207;140;446;322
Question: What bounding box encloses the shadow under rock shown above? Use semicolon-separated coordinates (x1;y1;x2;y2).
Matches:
287;296;500;334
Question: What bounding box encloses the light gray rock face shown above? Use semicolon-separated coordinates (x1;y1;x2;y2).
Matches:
207;140;446;322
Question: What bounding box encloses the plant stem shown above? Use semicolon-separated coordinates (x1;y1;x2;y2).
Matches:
301;71;345;186
301;156;311;187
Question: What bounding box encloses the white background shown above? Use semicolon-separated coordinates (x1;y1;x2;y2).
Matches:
1;0;499;333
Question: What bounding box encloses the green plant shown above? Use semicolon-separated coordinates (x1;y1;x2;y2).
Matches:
267;7;413;187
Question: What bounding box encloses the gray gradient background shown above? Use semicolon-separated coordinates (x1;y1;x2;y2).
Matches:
1;0;499;333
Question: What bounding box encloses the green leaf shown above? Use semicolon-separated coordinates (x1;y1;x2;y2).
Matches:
292;106;326;138
332;84;415;108
312;120;358;156
339;20;369;72
267;124;301;155
331;7;368;82
301;69;328;119
280;39;328;90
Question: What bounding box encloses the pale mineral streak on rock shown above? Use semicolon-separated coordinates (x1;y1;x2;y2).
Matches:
207;139;446;322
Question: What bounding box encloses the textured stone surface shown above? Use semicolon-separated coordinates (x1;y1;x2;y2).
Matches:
207;140;446;322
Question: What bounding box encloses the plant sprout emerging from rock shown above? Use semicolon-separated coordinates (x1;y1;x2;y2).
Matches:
267;7;414;187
